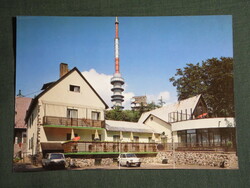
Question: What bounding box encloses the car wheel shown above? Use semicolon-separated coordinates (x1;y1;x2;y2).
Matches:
137;163;141;167
126;162;130;167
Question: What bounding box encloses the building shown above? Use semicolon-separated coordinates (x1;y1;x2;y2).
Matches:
131;96;148;111
110;17;125;109
139;94;236;150
25;62;166;156
25;63;109;155
14;94;32;157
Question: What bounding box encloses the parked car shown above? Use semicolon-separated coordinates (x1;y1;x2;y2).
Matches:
42;153;66;169
118;153;141;167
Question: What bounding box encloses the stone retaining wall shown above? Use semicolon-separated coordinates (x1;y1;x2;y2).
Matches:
66;151;238;168
66;158;114;168
144;151;238;168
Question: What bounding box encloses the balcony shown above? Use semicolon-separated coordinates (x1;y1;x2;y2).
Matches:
62;141;162;154
43;116;105;128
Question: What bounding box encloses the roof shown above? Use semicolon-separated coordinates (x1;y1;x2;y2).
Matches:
41;81;55;90
15;97;32;129
138;95;202;124
25;67;109;122
105;120;160;134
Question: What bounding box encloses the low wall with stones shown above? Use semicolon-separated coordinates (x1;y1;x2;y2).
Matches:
142;151;238;168
66;158;114;168
65;151;238;168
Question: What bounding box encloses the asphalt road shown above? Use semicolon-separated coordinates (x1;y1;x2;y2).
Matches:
13;162;235;172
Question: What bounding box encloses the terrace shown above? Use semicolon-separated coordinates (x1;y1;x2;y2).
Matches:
62;141;162;154
62;141;236;155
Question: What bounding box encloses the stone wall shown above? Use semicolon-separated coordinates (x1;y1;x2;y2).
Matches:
143;151;238;168
66;158;114;168
65;151;238;168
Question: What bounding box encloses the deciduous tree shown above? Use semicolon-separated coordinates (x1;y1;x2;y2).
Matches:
169;57;234;117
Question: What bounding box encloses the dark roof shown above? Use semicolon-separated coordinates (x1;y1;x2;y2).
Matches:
41;81;55;90
15;97;32;129
25;67;109;122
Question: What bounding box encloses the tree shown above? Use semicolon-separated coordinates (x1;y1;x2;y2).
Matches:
169;57;234;117
105;109;141;122
105;101;161;122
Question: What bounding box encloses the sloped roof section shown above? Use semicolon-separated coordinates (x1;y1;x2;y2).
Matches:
15;97;32;129
106;120;160;134
25;67;109;122
138;94;202;124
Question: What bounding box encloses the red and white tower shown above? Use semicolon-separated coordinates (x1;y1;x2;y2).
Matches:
111;17;125;109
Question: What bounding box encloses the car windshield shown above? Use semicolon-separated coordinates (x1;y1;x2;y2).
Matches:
50;154;64;159
126;154;136;158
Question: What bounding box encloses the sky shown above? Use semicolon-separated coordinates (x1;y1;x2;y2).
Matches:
16;16;233;109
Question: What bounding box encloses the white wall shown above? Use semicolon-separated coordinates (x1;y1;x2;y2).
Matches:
39;70;106;121
172;117;235;131
26;105;38;155
27;70;108;155
144;115;172;141
105;131;161;143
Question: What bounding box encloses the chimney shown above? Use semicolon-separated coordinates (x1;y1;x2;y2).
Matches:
60;63;69;78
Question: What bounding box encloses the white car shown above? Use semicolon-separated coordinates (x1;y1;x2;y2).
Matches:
42;153;66;169
118;153;141;167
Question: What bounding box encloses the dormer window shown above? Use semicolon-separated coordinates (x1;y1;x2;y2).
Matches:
70;85;80;92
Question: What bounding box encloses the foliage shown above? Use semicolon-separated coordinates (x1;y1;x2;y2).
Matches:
105;109;141;122
169;57;234;117
13;157;21;163
105;102;160;122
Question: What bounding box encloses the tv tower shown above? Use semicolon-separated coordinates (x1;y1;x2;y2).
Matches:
111;17;125;109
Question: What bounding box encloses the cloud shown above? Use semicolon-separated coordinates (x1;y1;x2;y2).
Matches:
81;69;175;109
81;69;135;109
147;91;174;106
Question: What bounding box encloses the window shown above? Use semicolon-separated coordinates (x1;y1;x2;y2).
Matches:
187;129;196;146
92;134;101;141
67;109;78;118
31;114;34;126
177;130;187;146
69;85;80;92
66;133;78;140
91;111;100;120
113;135;120;142
31;136;34;150
148;137;154;143
133;136;139;142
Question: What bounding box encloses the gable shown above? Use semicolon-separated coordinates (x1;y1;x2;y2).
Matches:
40;69;108;109
25;67;108;122
138;94;206;123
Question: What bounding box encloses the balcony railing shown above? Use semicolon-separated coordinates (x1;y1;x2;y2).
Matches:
61;141;236;154
62;141;163;153
43;116;105;128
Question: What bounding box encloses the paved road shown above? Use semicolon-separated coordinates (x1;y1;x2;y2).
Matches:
14;162;236;172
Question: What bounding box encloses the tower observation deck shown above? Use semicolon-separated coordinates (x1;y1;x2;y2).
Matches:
111;17;125;109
